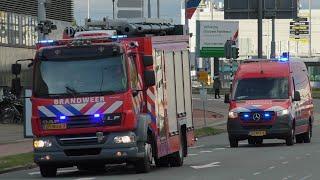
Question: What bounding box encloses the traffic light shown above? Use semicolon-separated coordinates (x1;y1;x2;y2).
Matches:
224;40;234;59
232;47;239;59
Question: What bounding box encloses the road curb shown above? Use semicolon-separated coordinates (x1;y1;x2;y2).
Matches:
0;163;37;175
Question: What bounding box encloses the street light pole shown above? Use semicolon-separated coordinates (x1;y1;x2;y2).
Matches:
309;0;312;57
112;0;115;19
87;0;90;19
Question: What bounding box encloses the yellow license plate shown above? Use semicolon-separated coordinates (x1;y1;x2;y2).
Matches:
44;124;67;130
249;130;266;137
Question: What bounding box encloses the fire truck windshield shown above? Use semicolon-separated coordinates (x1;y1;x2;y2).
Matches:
34;55;128;97
233;78;289;101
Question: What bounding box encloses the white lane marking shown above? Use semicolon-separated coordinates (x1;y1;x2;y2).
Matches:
29;169;77;175
75;178;96;180
253;172;261;176
189;154;199;156
305;153;311;156
268;166;275;170
190;145;204;149
200;150;212;153
300;174;312;180
282;161;289;165
296;157;301;160
213;148;226;151
191;162;221;169
282;175;294;180
280;156;285;160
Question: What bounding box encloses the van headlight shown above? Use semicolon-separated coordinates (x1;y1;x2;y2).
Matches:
228;111;238;119
33;139;52;149
277;109;289;116
114;135;135;144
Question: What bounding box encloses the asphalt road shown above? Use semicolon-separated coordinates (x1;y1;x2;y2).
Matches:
1;99;320;180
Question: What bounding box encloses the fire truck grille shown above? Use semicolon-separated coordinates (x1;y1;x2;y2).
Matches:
56;133;107;146
41;114;122;130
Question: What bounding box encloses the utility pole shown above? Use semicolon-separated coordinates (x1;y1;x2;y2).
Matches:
270;18;276;58
112;0;115;19
258;0;263;58
87;0;90;19
36;0;56;41
309;0;312;57
148;0;151;18
184;0;189;35
157;0;160;18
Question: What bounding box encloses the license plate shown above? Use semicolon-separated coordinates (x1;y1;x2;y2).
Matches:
44;123;67;130
249;130;266;137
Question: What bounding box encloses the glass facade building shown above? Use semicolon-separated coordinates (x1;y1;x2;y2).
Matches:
0;11;38;47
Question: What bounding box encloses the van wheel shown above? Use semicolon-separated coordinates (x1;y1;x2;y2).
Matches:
169;135;184;167
303;123;312;143
248;138;255;145
286;128;295;146
255;138;263;145
40;165;57;177
229;136;238;148
135;142;152;173
295;134;304;143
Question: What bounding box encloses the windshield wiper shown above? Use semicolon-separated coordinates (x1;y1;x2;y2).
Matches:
79;91;117;96
65;86;78;96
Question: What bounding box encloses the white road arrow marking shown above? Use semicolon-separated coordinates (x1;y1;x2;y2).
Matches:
191;162;221;169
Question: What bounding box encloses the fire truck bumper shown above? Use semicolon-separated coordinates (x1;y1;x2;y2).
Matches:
33;131;145;167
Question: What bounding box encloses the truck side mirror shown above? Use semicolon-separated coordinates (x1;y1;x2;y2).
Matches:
11;78;22;97
12;64;21;75
143;55;153;67
293;91;301;101
144;70;155;87
224;93;230;104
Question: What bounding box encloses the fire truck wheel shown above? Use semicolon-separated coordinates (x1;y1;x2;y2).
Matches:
169;135;184;167
155;156;170;167
40;165;57;177
135;142;152;173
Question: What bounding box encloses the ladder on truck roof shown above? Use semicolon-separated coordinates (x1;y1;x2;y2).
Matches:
68;18;184;38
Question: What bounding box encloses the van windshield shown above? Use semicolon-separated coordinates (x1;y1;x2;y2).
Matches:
233;78;289;100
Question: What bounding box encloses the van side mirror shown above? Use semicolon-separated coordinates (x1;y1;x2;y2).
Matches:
12;64;22;75
293;91;301;101
144;70;155;87
11;78;22;97
143;55;153;67
224;93;230;103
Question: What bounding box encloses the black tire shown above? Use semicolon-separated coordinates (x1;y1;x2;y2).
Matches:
135;142;152;173
255;138;263;145
295;134;304;143
303;123;312;143
286;127;295;146
155;156;169;167
169;135;184;167
229;136;238;148
40;165;57;177
248;138;255;145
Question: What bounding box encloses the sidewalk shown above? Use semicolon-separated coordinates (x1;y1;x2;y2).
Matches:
0;124;32;158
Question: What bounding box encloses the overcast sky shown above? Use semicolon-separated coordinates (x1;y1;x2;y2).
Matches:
74;0;320;25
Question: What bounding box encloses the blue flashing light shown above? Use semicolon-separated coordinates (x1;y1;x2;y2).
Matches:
263;112;272;120
242;113;250;120
279;52;289;62
60;116;66;120
111;35;128;39
38;40;54;43
94;114;101;118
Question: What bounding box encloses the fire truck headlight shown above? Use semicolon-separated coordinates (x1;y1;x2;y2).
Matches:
33;139;52;149
114;135;135;144
228;111;238;119
277;109;289;116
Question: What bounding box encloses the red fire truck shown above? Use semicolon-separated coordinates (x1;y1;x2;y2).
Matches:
12;19;195;177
